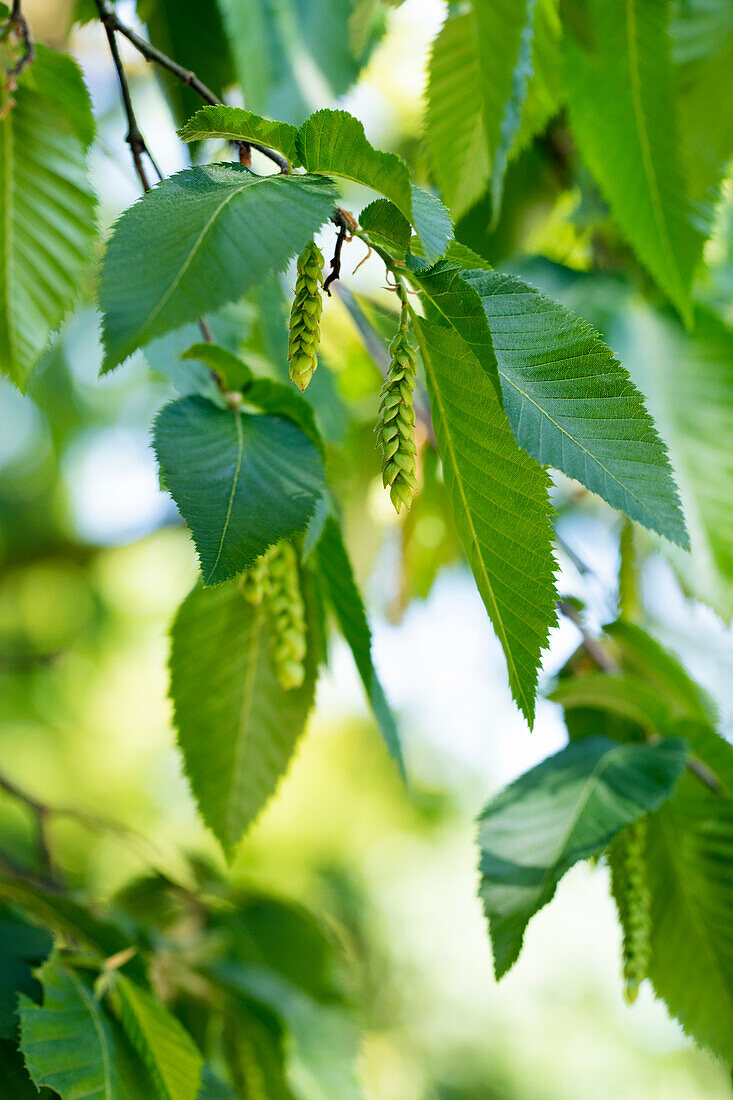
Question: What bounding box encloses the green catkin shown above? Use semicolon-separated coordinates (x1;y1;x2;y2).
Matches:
239;549;272;606
264;541;307;691
239;543;307;689
288;241;324;391
376;307;418;514
613;817;651;1004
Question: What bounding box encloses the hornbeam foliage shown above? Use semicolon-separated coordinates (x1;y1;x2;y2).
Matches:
2;0;733;1087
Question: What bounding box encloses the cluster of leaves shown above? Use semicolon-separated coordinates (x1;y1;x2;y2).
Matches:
1;0;733;1089
0;858;366;1098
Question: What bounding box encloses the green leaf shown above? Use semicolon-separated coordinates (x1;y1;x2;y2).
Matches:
0;45;97;389
604;620;717;723
136;0;235;125
0;880;142;969
295;109;452;262
0;913;52;1038
241;378;324;453
484;0;537;226
425;0;548;222
477;736;688;977
216;0;383;122
178;105;300;167
169;575;319;852
297;107;410;207
99;167;337;370
153;396;326;586
425;10;489;221
668;718;733;797
180;343;253;394
19;957;123;1100
550;671;670;734
409;185;454;264
406;260;502;402
359;199;411;259
224;893;345;1005
223;1001;294;1100
563;0;704;323
672;0;733;229
313;516;405;778
0;1038;51;1099
113;976;202;1100
462;270;688;546
645;785;733;1061
630;309;733;618
412;312;557;725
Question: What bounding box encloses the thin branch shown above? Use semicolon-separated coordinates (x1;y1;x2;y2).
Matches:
94;0;161;192
0;771;54;877
324;211;350;296
556;598;619;674
98;6;289;173
556;600;720;795
7;0;34;79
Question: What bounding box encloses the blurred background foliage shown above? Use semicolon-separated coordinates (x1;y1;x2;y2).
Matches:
1;0;732;1096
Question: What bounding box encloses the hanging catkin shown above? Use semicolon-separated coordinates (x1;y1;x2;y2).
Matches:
239;548;271;606
266;541;307;690
376;304;418;514
611;817;651;1004
288;241;324;391
239;543;307;690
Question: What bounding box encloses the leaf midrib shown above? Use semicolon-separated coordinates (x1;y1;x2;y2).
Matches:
69;970;113;1100
131;174;274;357
417;316;526;717
515;742;638;924
205;410;245;584
499;367;669;526
299;118;413;221
227;600;266;846
0;103;15;370
625;0;682;302
656;809;733;1021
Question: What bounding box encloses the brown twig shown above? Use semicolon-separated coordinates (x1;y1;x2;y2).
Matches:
324;211;350;296
94;0;161;192
556;598;619;674
556;600;720;794
7;0;34;79
96;5;289;174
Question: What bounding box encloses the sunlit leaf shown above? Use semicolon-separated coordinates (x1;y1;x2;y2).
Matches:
463;269;688;545
100;168;336;370
478;736;688;977
169;576;319;852
412;312;557;724
0;46;96;388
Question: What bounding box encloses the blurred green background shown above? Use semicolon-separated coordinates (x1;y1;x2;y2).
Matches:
1;1;732;1096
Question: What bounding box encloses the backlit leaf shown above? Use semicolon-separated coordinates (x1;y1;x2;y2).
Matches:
478;736;688;977
463;269;688;545
169;575;319;852
412;312;557;724
0;46;96;388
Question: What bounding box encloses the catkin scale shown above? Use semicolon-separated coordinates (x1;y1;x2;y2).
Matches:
239;542;307;691
288;241;324;391
376;321;418;514
611;817;651;1004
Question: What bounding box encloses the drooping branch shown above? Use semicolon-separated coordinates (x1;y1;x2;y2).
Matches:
95;4;289;174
